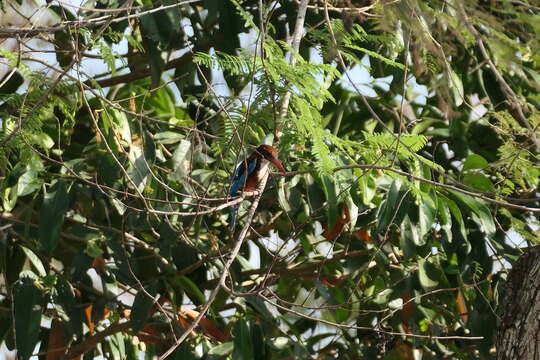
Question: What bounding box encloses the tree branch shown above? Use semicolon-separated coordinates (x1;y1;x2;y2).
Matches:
63;321;132;359
84;50;200;88
457;2;540;153
0;0;202;38
275;0;309;140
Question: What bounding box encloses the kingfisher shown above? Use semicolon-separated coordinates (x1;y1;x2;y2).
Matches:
229;144;287;228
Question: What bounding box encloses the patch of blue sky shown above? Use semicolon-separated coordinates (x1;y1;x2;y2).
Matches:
338;54;394;98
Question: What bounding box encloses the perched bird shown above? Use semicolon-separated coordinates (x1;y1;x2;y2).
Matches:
229;144;287;228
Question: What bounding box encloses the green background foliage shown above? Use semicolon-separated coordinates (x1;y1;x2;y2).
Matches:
1;0;540;359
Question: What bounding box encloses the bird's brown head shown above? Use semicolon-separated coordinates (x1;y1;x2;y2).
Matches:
257;145;286;174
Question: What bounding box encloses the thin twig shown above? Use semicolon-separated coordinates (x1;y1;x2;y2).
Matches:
457;2;540;153
0;0;202;37
275;0;310;140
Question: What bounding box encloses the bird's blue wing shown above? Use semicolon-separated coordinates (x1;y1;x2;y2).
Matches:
229;157;258;196
229;157;257;229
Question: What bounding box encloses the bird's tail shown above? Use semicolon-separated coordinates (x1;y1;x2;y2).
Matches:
230;204;238;229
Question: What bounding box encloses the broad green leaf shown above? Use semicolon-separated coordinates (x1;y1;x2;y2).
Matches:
232;319;253;360
448;67;464;107
16;169;42;197
418;193;437;239
175;276;206;305
208;342;233;356
321;174;338;227
55;279;83;337
449;191;496;235
20;246;46;277
445;253;460;275
437;198;453;243
441;194;467;241
251;324;267;359
411;118;440;135
108;332;126;360
143;130;156;166
418;258;439;289
127;138;151;192
112;109;132;146
131;284;157;333
463;173;495;192
401;215;422;253
346;196;359;233
0;69;23;94
29;132;54;150
171;140;192;181
54;30;75;68
278;178;292;213
154;131;184;144
14;278;44;360
462;154;488;172
343;44;405;69
377;180;409;235
358;171;377;205
40;180;69;253
524;67;540;90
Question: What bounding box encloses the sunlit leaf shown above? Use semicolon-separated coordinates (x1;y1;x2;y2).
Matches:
462;154;488;172
418;258;440;289
463;173;495;192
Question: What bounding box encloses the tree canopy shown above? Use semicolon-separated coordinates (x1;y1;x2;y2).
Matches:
1;0;540;359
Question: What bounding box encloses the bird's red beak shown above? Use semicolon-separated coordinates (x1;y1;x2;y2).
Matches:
269;157;287;174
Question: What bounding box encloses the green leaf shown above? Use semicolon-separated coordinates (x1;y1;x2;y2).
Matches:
321;174;338;226
524;67;540;90
0;69;23;95
462;154;488;172
418;193;437;239
175;276;206;305
437;198;452;243
251;323;266;359
377;180;409;235
449;191;496;235
14;278;45;360
16;169;42;197
154;131;184;144
171;140;192;181
19;246;46;277
131;284;157;333
418;258;439;289
40;180;69;253
54;30;75;68
463;173;495;192
232;319;253;360
401;215;422;252
278;178;292;213
448;67;464;107
358;172;377;205
108;332;126;360
208;342;234;356
445;253;460;275
112;109;132;146
30;132;54;150
55;279;83;337
346;196;359;233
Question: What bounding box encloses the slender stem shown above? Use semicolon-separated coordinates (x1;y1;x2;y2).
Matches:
457;2;540;153
275;0;310;141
